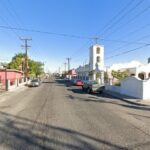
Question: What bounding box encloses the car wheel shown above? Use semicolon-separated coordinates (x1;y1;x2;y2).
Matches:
87;88;91;94
82;86;84;91
99;91;103;94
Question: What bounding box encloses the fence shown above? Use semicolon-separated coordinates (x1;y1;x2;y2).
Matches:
0;77;27;92
105;76;150;100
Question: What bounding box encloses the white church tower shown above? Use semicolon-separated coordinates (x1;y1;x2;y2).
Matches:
89;44;104;83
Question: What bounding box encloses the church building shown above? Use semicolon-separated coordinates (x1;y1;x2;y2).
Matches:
76;44;105;83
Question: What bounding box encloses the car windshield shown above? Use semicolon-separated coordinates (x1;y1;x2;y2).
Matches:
31;79;39;82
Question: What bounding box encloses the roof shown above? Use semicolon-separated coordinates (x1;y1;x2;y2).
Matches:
108;60;143;71
0;69;23;74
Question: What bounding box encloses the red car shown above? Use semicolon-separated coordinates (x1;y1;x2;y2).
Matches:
75;80;83;86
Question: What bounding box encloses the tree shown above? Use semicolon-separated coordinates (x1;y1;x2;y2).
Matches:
104;71;109;82
96;72;101;80
28;60;44;77
111;70;128;81
8;53;44;77
8;53;25;70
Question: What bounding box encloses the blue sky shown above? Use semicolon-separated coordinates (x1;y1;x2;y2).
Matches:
0;0;150;72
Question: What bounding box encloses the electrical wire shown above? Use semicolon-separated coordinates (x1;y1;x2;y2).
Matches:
100;0;144;37
105;44;150;60
95;0;136;37
104;4;150;38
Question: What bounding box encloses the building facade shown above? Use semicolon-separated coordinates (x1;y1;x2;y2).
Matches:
0;69;23;86
76;44;105;82
107;60;150;80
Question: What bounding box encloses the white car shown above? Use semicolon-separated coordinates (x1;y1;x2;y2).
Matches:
29;79;41;87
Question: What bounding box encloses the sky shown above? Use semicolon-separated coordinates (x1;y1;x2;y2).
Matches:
0;0;150;72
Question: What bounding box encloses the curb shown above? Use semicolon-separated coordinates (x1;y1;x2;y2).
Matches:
103;91;149;106
0;85;27;97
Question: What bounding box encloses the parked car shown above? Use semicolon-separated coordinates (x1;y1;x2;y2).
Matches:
28;79;41;87
82;80;105;94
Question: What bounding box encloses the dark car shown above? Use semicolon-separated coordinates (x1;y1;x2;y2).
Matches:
82;80;105;94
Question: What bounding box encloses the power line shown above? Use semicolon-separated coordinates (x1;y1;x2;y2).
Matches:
1;0;42;62
7;0;24;26
1;0;22;29
105;44;150;60
70;0;146;62
106;32;150;56
101;38;149;45
100;0;144;37
114;23;150;41
96;0;137;37
0;25;92;40
0;16;20;38
104;4;150;38
1;25;150;46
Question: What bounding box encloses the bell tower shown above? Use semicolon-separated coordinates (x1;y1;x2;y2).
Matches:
89;44;104;81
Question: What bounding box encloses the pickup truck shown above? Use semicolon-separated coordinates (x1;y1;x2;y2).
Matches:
82;80;105;94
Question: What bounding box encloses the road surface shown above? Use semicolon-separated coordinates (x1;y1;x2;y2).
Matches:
0;77;150;150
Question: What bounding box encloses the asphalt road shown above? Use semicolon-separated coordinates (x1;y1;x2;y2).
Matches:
0;77;150;150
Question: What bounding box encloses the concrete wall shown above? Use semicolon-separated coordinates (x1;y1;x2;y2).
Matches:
0;70;23;85
106;76;150;100
121;77;143;99
143;79;150;100
7;78;27;91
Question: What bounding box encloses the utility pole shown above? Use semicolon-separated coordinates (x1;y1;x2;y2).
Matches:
66;58;71;72
21;38;32;79
64;62;67;73
59;67;60;74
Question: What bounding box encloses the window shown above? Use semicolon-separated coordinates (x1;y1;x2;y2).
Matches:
138;73;145;80
96;47;100;54
148;73;150;78
96;56;100;63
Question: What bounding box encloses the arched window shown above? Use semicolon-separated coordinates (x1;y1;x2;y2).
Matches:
96;56;100;63
96;47;100;54
138;73;145;80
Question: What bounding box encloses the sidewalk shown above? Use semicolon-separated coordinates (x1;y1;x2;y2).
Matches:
0;83;27;97
104;90;150;106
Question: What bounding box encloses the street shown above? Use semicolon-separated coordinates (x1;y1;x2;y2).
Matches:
0;77;150;150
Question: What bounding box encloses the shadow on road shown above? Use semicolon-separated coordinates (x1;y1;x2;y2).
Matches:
68;88;85;94
67;87;150;112
0;111;129;150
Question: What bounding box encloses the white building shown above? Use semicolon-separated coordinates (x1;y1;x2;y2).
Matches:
76;44;105;82
107;60;150;80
